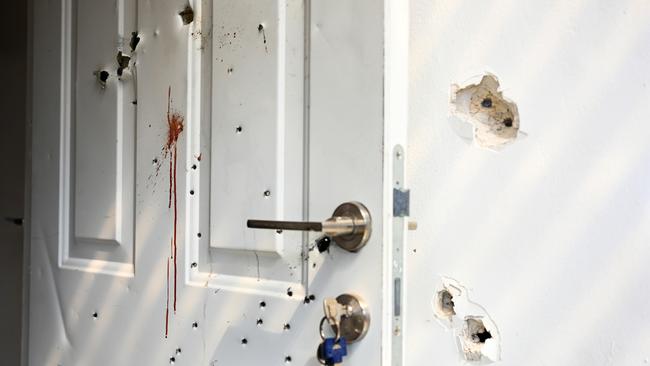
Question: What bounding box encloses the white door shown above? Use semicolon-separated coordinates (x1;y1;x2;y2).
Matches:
28;1;408;365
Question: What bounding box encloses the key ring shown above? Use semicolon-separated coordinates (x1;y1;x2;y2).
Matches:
319;316;340;341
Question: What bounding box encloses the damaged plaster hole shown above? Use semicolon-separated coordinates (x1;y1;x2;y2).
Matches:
432;277;501;363
450;74;522;150
466;318;492;343
179;5;194;25
434;289;456;320
461;317;495;362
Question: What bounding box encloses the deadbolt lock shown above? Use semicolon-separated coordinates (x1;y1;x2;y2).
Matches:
320;293;371;344
247;201;372;252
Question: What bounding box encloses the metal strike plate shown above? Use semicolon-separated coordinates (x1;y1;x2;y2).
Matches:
247;201;372;252
333;293;370;344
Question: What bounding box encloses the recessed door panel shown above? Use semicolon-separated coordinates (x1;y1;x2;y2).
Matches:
60;0;136;276
209;0;303;255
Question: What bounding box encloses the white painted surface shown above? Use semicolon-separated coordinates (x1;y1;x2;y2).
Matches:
29;0;406;365
407;0;650;364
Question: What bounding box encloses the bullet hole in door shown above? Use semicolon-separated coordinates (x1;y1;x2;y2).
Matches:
116;51;131;77
169;356;176;364
283;323;291;331
175;348;182;355
286;288;293;297
129;32;140;52
241;338;248;345
179;5;194;25
450;74;521;150
95;70;109;88
259;301;266;309
284;355;292;363
92;312;98;319
192;321;199;329
256;318;264;326
257;23;269;53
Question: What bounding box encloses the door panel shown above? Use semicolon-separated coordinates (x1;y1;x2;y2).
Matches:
187;0;306;298
61;0;136;276
209;0;303;255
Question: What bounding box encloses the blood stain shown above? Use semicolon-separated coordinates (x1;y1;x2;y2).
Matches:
163;86;184;336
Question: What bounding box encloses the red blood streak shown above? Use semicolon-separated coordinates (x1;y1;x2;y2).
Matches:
162;86;184;335
173;143;178;312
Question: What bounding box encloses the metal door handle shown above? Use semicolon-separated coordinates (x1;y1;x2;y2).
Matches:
247;201;372;252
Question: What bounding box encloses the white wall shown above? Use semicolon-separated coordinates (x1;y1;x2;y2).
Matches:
407;0;650;364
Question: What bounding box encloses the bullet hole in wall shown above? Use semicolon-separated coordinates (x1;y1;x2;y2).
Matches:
467;318;492;343
179;5;194;25
461;317;494;361
450;74;521;150
434;289;456;319
432;277;501;363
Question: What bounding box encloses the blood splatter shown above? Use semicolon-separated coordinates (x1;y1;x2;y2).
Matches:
163;86;184;336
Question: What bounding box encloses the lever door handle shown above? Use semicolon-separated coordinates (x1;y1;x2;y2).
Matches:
247;201;372;252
